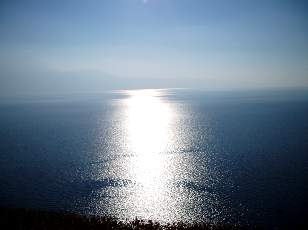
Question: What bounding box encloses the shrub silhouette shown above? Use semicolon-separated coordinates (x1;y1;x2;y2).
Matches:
0;207;258;230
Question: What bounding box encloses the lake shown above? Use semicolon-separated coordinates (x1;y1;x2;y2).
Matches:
0;88;307;228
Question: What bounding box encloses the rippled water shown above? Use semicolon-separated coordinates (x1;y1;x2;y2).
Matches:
0;89;308;228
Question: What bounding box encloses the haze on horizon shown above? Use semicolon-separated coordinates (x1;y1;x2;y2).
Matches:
1;0;308;96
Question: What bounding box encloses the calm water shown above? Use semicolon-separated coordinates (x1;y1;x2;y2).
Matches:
0;89;308;228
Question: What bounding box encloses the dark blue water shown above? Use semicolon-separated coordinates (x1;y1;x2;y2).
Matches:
0;89;307;228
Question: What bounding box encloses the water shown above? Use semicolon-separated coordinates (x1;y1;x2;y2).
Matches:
0;89;308;228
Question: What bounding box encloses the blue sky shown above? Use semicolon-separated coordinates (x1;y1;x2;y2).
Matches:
1;0;308;94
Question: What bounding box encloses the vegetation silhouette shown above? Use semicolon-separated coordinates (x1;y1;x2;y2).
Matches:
0;208;258;230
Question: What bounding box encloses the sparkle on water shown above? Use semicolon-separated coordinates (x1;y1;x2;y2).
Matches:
124;90;175;219
92;89;222;223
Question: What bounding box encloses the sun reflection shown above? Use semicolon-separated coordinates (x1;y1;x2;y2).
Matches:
91;89;223;223
126;89;171;157
123;89;174;218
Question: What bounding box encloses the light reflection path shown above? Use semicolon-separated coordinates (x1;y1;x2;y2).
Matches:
124;89;176;220
92;89;223;223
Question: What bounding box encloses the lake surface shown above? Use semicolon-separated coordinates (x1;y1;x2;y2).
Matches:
0;89;308;228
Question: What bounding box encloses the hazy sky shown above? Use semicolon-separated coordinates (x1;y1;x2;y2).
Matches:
1;0;308;95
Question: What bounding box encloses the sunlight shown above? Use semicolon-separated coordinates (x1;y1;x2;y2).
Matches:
126;89;171;157
123;89;174;217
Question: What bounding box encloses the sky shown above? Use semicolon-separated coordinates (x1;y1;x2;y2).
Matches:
1;0;308;95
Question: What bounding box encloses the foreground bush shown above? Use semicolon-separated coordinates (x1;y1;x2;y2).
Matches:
0;207;257;230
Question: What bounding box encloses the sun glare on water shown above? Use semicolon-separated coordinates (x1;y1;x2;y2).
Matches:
126;89;171;157
122;89;177;219
125;90;172;187
94;89;217;222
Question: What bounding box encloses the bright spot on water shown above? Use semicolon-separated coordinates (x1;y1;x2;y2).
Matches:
123;89;175;219
126;89;171;157
92;89;224;223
